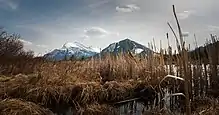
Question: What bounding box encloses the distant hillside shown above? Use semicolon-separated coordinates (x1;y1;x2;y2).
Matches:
189;41;219;62
163;41;219;64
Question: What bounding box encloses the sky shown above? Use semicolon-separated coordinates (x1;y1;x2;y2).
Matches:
0;0;219;55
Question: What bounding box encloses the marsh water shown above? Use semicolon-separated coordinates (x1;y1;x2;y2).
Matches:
55;101;145;115
55;90;176;115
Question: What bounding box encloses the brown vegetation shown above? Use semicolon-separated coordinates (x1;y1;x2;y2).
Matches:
0;5;219;115
0;99;54;115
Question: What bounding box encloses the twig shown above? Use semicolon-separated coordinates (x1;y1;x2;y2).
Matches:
172;5;191;115
167;22;181;51
113;98;141;104
162;93;185;101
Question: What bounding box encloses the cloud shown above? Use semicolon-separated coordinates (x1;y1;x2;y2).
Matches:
182;32;189;37
207;25;219;32
88;0;110;8
116;4;140;13
19;39;33;46
0;0;18;10
84;27;109;38
177;10;196;20
36;44;48;48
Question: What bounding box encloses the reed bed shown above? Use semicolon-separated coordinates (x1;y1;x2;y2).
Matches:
0;70;155;114
0;42;218;114
0;5;219;115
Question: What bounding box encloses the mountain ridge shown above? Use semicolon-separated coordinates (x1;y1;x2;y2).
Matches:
44;38;153;60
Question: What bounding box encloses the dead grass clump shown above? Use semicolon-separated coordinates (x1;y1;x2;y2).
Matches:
0;75;12;82
0;75;83;109
0;74;39;100
76;103;117;115
102;81;134;102
75;82;102;105
0;82;30;100
75;81;149;105
192;97;219;115
24;85;83;108
0;99;54;115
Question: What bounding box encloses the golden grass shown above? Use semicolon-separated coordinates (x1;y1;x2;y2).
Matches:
0;48;218;114
0;36;218;115
76;103;117;115
0;99;54;115
192;97;219;115
0;73;150;107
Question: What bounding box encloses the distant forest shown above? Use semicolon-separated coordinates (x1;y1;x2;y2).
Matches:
164;40;219;64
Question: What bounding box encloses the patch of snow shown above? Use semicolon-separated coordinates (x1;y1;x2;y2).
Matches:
62;42;78;48
92;47;101;53
133;43;137;48
107;43;117;52
135;48;143;54
62;42;99;53
74;42;91;51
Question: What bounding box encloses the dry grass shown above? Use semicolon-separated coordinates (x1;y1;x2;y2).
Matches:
0;6;218;114
0;99;54;115
0;45;218;114
76;103;117;115
0;73;150;106
192;97;219;115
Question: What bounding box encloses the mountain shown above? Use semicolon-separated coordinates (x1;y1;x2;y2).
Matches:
100;38;153;56
44;38;153;61
44;42;99;61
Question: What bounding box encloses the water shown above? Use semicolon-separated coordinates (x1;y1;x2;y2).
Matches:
117;101;144;115
54;101;145;115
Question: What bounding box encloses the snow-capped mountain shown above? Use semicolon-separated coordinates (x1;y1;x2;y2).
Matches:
44;42;99;60
100;38;153;56
44;38;153;60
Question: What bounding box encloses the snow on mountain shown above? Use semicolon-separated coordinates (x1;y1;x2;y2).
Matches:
62;42;78;48
44;38;153;60
44;42;99;60
106;43;117;52
135;48;144;54
91;47;101;53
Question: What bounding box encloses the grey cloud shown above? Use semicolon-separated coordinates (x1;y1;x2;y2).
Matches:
19;39;33;46
208;25;219;32
182;32;189;37
36;44;48;48
177;10;196;20
6;0;219;54
88;0;110;8
0;0;18;10
116;4;140;13
84;27;109;38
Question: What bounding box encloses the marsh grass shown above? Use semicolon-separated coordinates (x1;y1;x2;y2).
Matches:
0;5;219;115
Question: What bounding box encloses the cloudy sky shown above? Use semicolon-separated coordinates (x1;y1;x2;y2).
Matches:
1;0;219;55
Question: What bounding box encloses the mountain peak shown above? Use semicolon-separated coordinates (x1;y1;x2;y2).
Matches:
120;38;132;42
101;38;152;55
62;42;78;48
45;42;98;60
